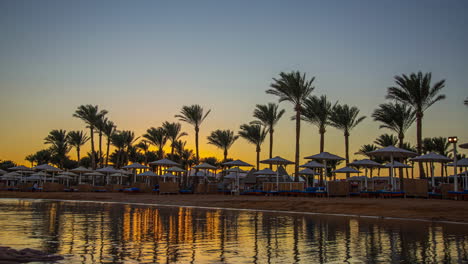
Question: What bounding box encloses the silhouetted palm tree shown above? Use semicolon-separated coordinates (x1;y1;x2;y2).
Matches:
73;105;108;169
329;104;366;169
44;129;70;168
102;120;116;166
372;102;415;148
95;116;109;167
251;103;285;167
175;104;211;162
239;124;267;170
143;127;167;159
301;95;335;153
25;154;36;167
374;134;398;148
162;122;187;158
111;130;138;168
267;71;315;179
67;130;89;164
207;129;239;161
387;71;446;178
136;140;150;165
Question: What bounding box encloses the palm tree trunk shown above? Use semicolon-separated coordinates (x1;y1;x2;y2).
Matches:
398;135;404;189
416;113;426;178
158;146;164;159
90;128;96;169
195;126;200;162
344;132;349;179
294;107;301;182
269;129;273;169
224;149;228;162
99;131;103;167
105;138;110;166
77;147;81;165
256;145;260;170
319;127;325;153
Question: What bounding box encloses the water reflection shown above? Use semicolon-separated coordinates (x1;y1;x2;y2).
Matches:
0;199;467;263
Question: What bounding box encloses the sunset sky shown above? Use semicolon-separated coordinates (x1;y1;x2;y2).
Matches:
1;0;467;169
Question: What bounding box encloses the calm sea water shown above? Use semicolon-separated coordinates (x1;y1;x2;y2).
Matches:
0;199;467;263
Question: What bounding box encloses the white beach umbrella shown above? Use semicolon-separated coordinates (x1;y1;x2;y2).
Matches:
8;165;32;171
122;162;150;169
70;166;92;184
165;167;187;173
149;158;181;167
223;159;253;194
33;164;62;172
348;159;382;189
367;146;417;191
96;166;121;184
304;152;345;187
193;163;217;170
260;156;294;191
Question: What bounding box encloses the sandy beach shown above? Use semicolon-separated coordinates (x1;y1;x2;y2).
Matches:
1;191;468;224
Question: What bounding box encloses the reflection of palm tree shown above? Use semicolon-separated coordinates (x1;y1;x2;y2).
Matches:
267;71;315;180
162;122;187;158
238;124;267;170
143;127;167;159
329;104;366;168
44;129;70;168
207;130;238;162
67;130;90;165
73;105;108;169
175;104;211;162
301;95;335;153
387;71;446;178
251;103;285;167
372;102;415;148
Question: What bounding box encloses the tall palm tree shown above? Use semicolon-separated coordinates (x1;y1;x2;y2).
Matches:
267;71;315;179
25;154;36;167
143;127;168;159
238;124;267;170
95;116;109;167
44;129;70;168
386;71;446;178
111;130;138;168
102;120;116;166
175;105;211;162
162;122;187;158
67;130;90;164
251;103;285;168
301;95;335;153
329;104;366;169
372;102;415;148
136;140;150;165
374;134;399;148
73;105;108;169
207;129;239;161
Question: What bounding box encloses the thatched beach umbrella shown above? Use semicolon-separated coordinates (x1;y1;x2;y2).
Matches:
223;159;253;194
411;152;451;191
305;152;345;186
260;156;294;191
96;166;120;184
70;166;92;184
123;162;150;183
84;171;105;186
348;159;382;190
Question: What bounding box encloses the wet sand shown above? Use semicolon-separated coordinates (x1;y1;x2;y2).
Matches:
1;191;468;223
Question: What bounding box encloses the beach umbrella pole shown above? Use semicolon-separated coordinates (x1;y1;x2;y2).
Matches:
431;162;435;192
390;155;394;191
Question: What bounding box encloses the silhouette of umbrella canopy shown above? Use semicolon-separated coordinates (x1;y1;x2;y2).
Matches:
0;169;7;175
70;166;93;173
260;156;294;165
165;167;187;173
447;158;468;167
298;168;320;175
460;143;468;149
33;164;62;172
193;163;217;170
332;166;361;174
84;172;105;176
304;152;345;161
96;166;121;173
222;159;253;167
367;145;418;158
254;168;277;176
410;152;451;163
58;171;78;177
149;159;181;167
122;162;150;169
300;160;326;168
137;171;158;177
222;167;247;173
384;161;412;168
348;159;382;168
8;165;32;171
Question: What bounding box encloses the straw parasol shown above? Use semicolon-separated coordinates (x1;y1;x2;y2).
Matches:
260;156;294;191
33;164;62;172
84;171;105;186
367;146;417;191
0;169;7;175
70;166;92;184
223;159;253;194
410;152;451;191
8;165;32;171
297;168;320;187
193;162;218;183
122;163;150;183
254;168;277;177
110;172;130;185
96;166;121;184
348;159;382;190
459;143;468;149
305;152;345;186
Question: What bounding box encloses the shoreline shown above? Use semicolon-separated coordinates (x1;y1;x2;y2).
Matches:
2;192;468;224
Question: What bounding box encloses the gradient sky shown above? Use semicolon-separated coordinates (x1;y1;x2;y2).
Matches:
1;0;467;170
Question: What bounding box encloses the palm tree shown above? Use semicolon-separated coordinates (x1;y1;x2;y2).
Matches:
162;122;187;158
175;105;211;162
67;130;89;164
102;120;116;166
73;105;108;169
251;103;285;168
329;104;366;169
25;154;36;167
238;124;267;170
111;130;138;168
144;127;168;159
44;129;70;168
207;129;239;161
95;116;109;167
136;140;150;165
301;95;335;153
387;71;446;178
374;134;399;148
267;71;315;179
372;102;415;148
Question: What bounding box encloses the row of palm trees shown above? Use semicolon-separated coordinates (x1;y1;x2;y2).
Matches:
25;71;448;181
